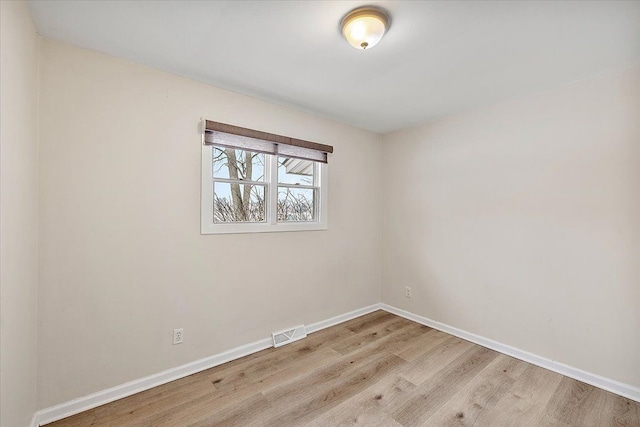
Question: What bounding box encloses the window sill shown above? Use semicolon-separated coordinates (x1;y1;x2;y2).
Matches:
201;221;327;235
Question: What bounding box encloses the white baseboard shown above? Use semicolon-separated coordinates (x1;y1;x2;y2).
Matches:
29;413;39;427
306;303;382;334
35;338;273;426
380;303;640;403
33;303;382;426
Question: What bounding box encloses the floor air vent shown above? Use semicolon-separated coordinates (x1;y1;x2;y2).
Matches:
272;325;307;348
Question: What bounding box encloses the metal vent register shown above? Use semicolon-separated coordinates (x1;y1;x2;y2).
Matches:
272;325;307;348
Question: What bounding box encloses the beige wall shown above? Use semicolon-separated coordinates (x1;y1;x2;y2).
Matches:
0;1;40;425
37;39;382;408
382;66;640;387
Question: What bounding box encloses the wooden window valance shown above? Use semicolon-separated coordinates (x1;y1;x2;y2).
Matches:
203;120;334;163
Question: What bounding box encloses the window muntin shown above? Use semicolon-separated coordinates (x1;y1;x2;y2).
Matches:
277;157;318;222
212;147;267;223
202;144;327;234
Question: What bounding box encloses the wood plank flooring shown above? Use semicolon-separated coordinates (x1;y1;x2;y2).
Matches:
46;311;640;426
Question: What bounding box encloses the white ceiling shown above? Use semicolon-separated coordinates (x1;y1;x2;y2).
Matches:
27;1;640;134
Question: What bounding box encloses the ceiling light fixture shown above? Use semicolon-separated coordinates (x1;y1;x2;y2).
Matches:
340;6;391;50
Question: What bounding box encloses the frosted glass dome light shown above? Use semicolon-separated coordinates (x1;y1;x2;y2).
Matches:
341;7;391;50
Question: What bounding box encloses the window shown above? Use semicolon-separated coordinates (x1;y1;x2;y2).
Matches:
201;120;332;234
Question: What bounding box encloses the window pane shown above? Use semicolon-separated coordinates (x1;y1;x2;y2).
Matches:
278;157;314;185
277;187;315;222
214;183;266;223
213;147;265;181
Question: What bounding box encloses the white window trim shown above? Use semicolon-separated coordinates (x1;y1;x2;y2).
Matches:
201;144;328;235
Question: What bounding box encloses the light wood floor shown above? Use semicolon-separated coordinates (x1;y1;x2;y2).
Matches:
47;310;640;427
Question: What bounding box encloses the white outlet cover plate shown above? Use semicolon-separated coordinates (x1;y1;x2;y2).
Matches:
173;328;184;345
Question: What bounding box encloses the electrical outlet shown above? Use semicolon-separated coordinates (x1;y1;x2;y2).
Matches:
173;328;184;345
405;287;412;298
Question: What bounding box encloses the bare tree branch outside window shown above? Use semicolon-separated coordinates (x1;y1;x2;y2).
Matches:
212;148;315;223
